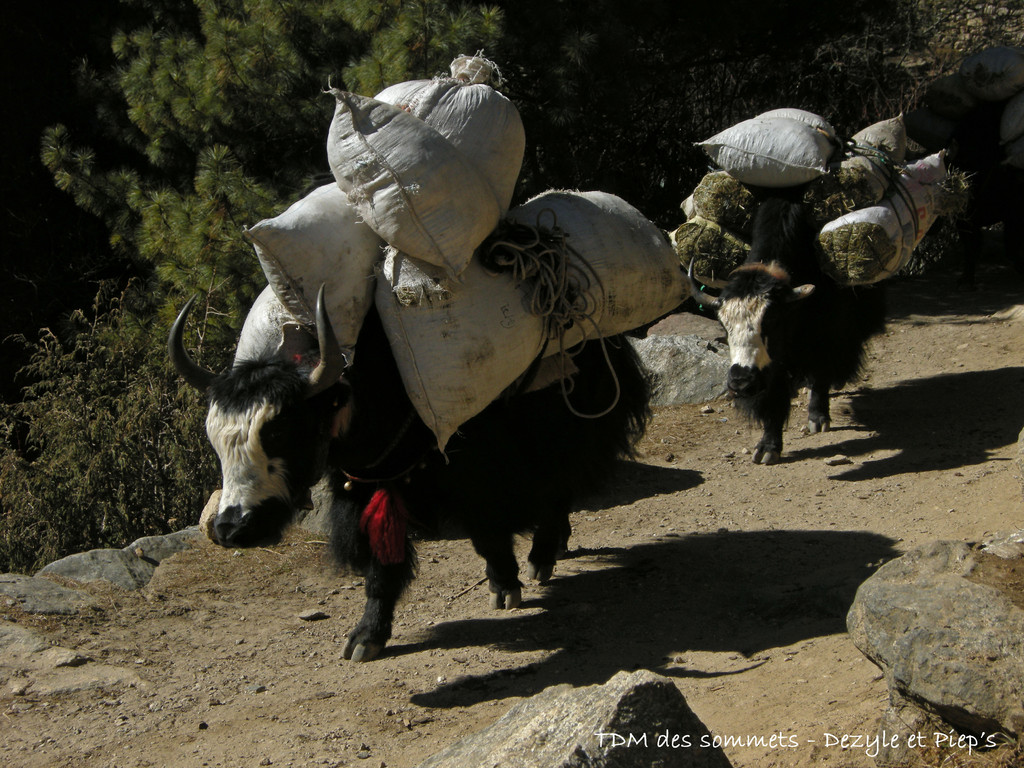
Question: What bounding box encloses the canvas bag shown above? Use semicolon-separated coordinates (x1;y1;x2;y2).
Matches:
326;90;500;277
245;183;383;350
697;110;840;187
375;250;546;451
374;55;525;215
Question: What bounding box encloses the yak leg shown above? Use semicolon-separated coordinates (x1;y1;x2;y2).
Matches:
807;379;832;434
526;503;571;583
330;486;414;663
470;532;522;610
753;377;791;465
343;558;411;662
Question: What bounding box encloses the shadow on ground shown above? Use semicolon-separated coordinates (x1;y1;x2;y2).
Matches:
392;527;898;709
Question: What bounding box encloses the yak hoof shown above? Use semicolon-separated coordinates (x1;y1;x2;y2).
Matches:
807;419;830;434
343;639;383;663
526;562;554;583
489;588;522;610
753;448;781;465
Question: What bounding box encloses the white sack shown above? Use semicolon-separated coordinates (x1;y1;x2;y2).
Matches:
697;113;839;187
959;46;1024;101
503;190;687;349
245;184;383;349
326;89;500;277
888;152;949;251
375;55;525;215
375;251;546;450
852;115;908;162
1001;90;1024;145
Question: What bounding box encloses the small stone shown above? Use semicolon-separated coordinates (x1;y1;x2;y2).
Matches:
824;455;852;466
700;405;716;414
299;609;329;621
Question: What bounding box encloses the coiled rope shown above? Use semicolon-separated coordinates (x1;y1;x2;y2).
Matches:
480;209;622;419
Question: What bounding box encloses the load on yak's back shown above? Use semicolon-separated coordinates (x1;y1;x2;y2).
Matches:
676;107;968;288
241;54;685;451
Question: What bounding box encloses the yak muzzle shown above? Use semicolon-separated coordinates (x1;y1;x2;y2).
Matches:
727;364;762;398
212;499;291;547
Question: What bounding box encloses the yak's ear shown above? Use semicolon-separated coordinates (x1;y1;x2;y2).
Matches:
789;284;815;302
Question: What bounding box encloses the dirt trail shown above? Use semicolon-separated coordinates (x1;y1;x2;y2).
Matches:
3;260;1023;768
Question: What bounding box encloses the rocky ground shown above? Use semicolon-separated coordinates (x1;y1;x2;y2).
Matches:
2;257;1023;768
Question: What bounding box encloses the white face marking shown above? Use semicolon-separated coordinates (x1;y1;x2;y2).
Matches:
206;400;291;515
718;296;771;370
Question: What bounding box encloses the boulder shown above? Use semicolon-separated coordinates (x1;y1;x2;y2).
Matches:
416;669;732;768
122;527;202;565
0;573;95;615
629;335;730;406
847;539;1024;740
37;549;156;591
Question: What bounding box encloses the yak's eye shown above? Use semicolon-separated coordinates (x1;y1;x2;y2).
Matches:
267;464;277;475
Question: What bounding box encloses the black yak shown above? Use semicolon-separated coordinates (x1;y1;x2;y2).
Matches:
688;194;887;464
170;288;650;661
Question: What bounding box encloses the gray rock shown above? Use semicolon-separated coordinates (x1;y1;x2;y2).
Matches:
629;335;730;406
416;669;732;768
299;479;335;536
0;573;95;615
122;526;202;564
38;548;155;591
847;539;1024;739
647;311;723;340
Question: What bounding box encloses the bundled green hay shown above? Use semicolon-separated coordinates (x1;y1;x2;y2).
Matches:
817;208;904;285
691;171;757;235
803;155;893;227
671;216;750;286
937;167;972;218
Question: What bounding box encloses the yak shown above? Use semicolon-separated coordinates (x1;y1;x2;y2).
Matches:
688;193;887;464
170;287;650;661
947;99;1024;287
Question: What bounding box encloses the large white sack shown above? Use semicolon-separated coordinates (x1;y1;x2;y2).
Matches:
501;190;687;349
1001;90;1024;145
245;184;383;349
852;114;907;162
326;89;501;277
375;251;547;451
959;46;1024;101
887;152;949;251
375;55;525;214
697;113;839;187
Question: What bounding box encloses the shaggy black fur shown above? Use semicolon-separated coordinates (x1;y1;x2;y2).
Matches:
719;194;887;462
208;307;650;661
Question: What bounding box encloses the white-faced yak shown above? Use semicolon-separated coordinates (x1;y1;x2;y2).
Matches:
688;193;887;464
170;289;650;661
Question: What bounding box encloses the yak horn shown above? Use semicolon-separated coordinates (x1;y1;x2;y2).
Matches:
306;285;347;398
169;295;217;392
687;260;722;310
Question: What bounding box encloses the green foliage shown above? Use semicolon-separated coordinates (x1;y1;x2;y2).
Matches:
0;286;216;573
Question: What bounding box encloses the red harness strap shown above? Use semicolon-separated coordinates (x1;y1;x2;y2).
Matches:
359;487;409;565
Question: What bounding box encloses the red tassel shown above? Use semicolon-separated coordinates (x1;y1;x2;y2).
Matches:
359;488;408;565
